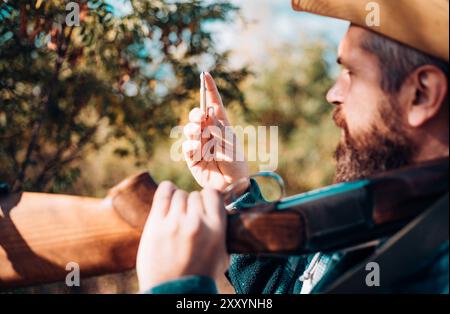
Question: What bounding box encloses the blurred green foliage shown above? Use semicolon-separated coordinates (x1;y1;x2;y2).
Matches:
0;1;338;197
0;0;248;192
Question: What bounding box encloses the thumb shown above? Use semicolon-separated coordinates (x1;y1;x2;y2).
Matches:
204;72;230;125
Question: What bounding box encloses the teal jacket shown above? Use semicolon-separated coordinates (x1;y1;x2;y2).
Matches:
147;180;449;294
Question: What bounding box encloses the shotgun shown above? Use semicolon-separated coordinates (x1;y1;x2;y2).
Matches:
0;158;448;288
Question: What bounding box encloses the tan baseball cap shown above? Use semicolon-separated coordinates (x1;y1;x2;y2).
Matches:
292;0;449;62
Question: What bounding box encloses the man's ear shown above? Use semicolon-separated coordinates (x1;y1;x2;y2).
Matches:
406;65;448;127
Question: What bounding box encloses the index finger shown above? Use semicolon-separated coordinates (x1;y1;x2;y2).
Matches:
150;181;176;217
204;72;229;125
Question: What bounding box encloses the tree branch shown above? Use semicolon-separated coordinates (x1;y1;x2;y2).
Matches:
12;24;75;192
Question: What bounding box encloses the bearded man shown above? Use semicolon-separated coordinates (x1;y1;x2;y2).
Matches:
136;0;449;294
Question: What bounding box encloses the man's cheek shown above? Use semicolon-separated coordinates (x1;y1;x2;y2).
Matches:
345;95;378;135
340;109;364;138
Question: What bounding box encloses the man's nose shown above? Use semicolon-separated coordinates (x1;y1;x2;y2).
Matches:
326;83;344;106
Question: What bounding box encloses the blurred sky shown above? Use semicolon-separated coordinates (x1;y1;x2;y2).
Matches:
207;0;349;69
109;0;349;71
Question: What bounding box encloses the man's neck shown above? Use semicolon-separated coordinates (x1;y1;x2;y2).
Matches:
412;132;449;163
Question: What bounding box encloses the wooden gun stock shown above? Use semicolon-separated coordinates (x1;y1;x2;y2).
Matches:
1;158;448;288
0;173;156;289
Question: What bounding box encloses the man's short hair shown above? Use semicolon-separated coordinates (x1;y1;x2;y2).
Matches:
361;30;449;95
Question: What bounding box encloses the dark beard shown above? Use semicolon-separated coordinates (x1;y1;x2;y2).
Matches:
332;102;415;183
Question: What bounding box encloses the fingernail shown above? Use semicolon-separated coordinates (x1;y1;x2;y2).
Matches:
208;107;214;118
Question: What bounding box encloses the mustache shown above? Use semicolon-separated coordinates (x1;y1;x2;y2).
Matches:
332;106;346;130
332;106;357;148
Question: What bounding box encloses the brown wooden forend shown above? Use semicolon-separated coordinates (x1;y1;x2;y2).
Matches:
226;210;305;254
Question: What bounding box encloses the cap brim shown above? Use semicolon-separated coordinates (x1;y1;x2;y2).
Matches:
292;0;449;61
